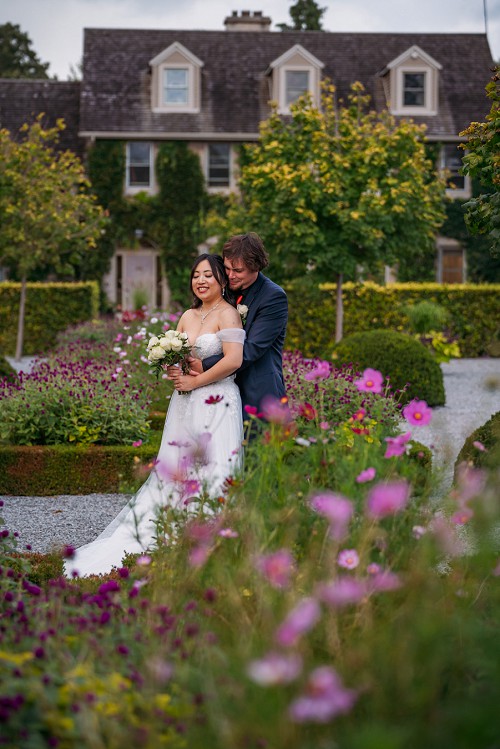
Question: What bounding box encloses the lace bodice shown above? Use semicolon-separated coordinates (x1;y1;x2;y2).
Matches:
193;333;223;359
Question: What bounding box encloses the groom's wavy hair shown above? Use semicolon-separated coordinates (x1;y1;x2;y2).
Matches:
222;232;269;271
189;253;236;308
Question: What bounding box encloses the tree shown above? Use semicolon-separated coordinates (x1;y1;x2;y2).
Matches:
277;0;327;31
228;83;446;341
0;117;107;359
0;22;50;78
460;66;500;256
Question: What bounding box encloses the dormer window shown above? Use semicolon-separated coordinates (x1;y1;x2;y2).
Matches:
267;44;324;114
150;42;203;113
382;45;441;117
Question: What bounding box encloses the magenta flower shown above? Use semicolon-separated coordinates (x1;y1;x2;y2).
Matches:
261;395;292;424
218;528;239;538
318;577;366;607
189;545;210;568
454;464;487;505
255;549;295;588
275;597;321;647
289;666;358;723
472;440;487;452
451;508;473;525
205;394;224;405
354;368;384;394
366;481;410;519
136;554;152;566
356;467;376;483
367;570;402;593
384;431;412;458
247;652;302;686
310;492;353;541
403;399;432;426
337;549;360;570
132;439;143;447
304;360;331;381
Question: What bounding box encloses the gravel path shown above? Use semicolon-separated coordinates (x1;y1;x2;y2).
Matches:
1;358;499;554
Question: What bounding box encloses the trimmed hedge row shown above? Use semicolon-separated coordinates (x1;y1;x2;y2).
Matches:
285;281;500;359
0;434;161;496
0;282;100;355
454;411;500;473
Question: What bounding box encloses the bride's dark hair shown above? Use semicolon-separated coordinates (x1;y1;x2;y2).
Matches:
189;253;236;308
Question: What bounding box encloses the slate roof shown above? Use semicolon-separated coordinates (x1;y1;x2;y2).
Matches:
80;29;494;139
0;79;83;156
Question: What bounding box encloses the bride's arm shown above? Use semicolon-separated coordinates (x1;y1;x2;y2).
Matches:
170;340;242;391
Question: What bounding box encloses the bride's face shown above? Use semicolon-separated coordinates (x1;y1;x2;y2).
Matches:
192;259;222;304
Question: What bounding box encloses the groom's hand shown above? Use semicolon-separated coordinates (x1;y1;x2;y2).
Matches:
187;356;203;376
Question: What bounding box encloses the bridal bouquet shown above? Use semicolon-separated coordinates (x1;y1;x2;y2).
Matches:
147;330;192;381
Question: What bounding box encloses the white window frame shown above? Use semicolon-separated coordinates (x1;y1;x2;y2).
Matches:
394;66;435;115
150;43;203;114
279;65;312;113
207;142;231;189
163;67;189;106
156;62;198;112
125;142;155;195
439;144;471;200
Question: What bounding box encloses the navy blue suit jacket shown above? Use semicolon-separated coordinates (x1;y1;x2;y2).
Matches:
203;273;288;418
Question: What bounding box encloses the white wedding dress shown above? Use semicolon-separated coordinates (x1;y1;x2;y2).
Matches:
65;329;245;576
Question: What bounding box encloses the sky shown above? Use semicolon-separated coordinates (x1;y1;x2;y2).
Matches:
0;0;499;80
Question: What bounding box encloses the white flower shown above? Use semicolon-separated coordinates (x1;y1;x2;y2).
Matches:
237;304;249;323
158;337;172;350
148;345;166;362
179;331;189;341
163;329;176;340
147;335;160;351
170;337;183;352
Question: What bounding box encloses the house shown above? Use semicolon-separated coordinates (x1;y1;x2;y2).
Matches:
0;11;495;305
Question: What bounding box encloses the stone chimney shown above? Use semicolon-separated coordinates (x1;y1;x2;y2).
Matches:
224;10;272;31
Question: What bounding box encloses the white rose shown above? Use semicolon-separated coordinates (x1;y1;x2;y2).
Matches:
170;337;183;352
147;335;159;351
237;304;249;320
179;332;189;341
148;345;165;362
158;337;172;350
163;329;176;340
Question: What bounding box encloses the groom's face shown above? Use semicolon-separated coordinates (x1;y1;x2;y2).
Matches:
224;258;258;291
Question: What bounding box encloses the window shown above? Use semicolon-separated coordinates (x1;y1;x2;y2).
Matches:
126;142;152;188
285;70;309;106
208;143;230;187
442;144;465;190
403;72;425;106
163;68;188;105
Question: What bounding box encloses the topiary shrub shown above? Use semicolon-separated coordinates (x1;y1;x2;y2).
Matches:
332;330;446;406
454;411;500;473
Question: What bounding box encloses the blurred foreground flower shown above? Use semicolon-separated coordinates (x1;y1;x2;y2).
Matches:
366;481;410;519
247;652;302;686
289;666;358;723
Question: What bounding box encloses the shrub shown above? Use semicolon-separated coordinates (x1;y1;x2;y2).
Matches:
455;410;500;473
332;330;446;406
0;354;17;384
403;300;449;333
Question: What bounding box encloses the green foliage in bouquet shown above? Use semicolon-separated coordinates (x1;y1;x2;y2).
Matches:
332;330;446;406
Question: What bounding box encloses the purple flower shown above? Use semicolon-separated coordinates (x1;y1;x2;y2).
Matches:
275;597;321;647
289;666;358;723
356;467;376;483
384;431;412;458
403;399;432;426
337;549;360;570
309;492;353;541
318;577;367;607
354;368;384;394
247;652;302;686
255;549;295;588
304;360;331;381
98;580;120;594
366;481;410;519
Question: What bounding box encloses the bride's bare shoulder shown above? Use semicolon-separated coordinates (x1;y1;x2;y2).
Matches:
177;308;197;330
218;303;243;328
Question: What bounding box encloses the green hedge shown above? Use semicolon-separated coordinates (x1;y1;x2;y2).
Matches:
285;281;500;359
0;436;161;496
0;282;99;355
454;411;500;474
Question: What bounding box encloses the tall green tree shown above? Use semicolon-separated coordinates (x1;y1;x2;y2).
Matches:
0;22;50;78
277;0;327;31
460;66;500;256
228;83;446;340
0;117;107;359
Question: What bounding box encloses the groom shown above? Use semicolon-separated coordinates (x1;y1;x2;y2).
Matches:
196;232;288;420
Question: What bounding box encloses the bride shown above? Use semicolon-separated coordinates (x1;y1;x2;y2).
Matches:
66;254;245;576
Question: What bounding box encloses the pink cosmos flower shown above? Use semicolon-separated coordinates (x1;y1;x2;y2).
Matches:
244;405;263;418
366;562;382;575
289;666;358;723
473;440;487;452
429;515;467;557
366;481;410;519
132;439;143;447
247;652;302;686
261;395;292;424
205;394;224;405
454;464;487;505
320;421;330;430
356;467;376;483
218;528;239;538
451;507;474;525
384;431;412;458
309;492;354;541
337;549;360;570
412;525;427;539
354;368;384;394
304;360;331;381
367;570;402;593
255;549;295;588
275;597;321;647
189;545;210;568
318;577;366;607
403;399;432;426
136;554;152;566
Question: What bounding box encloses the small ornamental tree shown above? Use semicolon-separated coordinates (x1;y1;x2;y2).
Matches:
460;66;500;256
0;117;107;359
231;83;446;340
277;0;327;31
